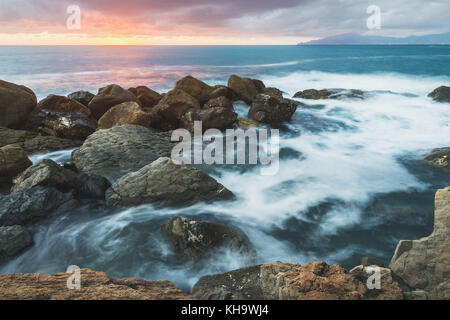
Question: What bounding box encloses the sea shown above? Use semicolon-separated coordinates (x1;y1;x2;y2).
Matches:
0;45;449;291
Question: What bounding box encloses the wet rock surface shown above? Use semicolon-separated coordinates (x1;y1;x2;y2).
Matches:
0;145;32;178
424;147;450;168
0;225;33;260
428;86;450;103
293;88;365;100
72;124;176;179
249;94;298;123
106;157;234;207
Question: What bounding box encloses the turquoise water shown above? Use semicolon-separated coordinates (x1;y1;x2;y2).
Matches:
1;45;449;291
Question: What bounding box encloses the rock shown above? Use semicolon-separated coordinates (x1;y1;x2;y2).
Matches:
0;127;81;154
236;118;262;129
105;157;234;207
128;86;162;110
424;147;450;168
209;85;234;100
0;225;33;260
152;89;201;130
0;268;191;300
428;86;450;103
193;261;404;300
252;79;266;93
180;107;237;132
72;125;175;179
263;87;283;100
0;145;32;178
11;159;77;194
204;96;234;110
0;80;37;128
358;257;385;267
293;89;365;100
160;216;251;260
98;101;153;129
248;94;297;123
0;187;76;226
11;159;110;200
228;75;263;105
89;84;141;119
390;186;450;299
174;76;213;104
67;91;95;107
26;95;97;140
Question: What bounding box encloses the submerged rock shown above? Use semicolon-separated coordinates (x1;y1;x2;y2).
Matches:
11;159;110;200
26;95;97;140
89;84;141;119
428;86;450;103
228;75;264;105
105;157;234;207
72;125;175;179
248;94;298;123
98;101;153;129
160;216;251;261
424;147;450;168
0;145;32;178
390;186;450;299
0;80;37;128
0;225;33;260
293;88;365;100
128;86;162;110
180;107;237;132
152;89;201;130
174;75;213;104
0;268;191;300
0;186;76;226
67;91;95;107
193;261;404;300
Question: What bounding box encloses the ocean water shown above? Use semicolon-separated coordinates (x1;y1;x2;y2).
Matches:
1;45;450;291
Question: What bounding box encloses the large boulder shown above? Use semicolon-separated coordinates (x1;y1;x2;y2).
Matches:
0;145;32;178
105;157;234;207
67;91;95;107
88;84;141;119
0;225;33;260
424;147;450;168
152;89;201;130
11;159;110;200
98;101;153;129
26;95;97;140
0;127;81;154
208;85;234;100
204;96;234;110
0;186;76;226
193;261;404;300
174;76;213;104
263;87;284;100
390;186;450;299
227;75;263;105
248;94;298;123
160;216;251;260
293;88;365;100
180;107;237;132
0;268;191;300
0;80;37;128
128;86;162;110
71;125;176;179
428;86;450;103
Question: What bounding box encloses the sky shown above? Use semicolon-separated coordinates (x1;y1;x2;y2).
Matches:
0;0;449;45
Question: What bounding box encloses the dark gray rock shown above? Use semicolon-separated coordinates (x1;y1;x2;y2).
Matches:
106;157;234;207
0;225;33;260
68;91;95;107
428;86;450;103
424;147;450;168
160;216;251;261
0;187;76;226
72;124;176;179
293;88;365;100
248;94;298;123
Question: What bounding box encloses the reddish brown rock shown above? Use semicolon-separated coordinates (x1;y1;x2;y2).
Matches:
26;95;97;140
204;96;234;110
89;84;141;119
98;101;152;129
128;86;162;110
0;80;37;128
152;89;201;130
174;76;213;104
0;269;192;300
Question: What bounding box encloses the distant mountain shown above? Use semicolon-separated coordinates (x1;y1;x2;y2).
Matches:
299;32;450;45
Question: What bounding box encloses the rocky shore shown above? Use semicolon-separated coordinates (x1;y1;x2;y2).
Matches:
0;76;449;300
